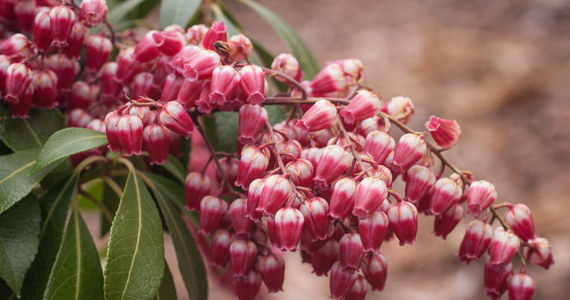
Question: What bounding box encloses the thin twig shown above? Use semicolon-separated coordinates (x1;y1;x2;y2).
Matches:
79;188;113;224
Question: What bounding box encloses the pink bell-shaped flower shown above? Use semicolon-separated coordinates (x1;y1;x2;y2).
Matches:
115;114;144;156
524;237;554;270
209;65;239;106
286;159;314;188
235;146;269;190
361;251;388;291
425;115;462;148
274;207;304;251
300;197;330;241
257;175;294;216
340;90;381;124
329;177;358;220
504;203;536;242
489;227;520;266
185;172;212;211
382;96;414;124
238;104;268;144
404;165;435;204
4;63;32;103
229;239;257;277
229;198;254;237
201;21;228;51
466;180;497;218
85;35;112;71
256;253;285;293
198;195;228;235
158;101;194;138
239;65;265;104
80;0;108;27
234;270;262;300
359;210;389;252
62;23;87;59
33;12;53;52
457;220;494;263
364;130;394;165
387;201;418;246
508;272;535;300
329;261;358;299
31;70;58;109
310;239;339;276
228;34;253;63
297;99;338;132
339;233;364;272
353;177;388;219
393;133;427;172
484;256;513;299
49;6;76;46
271;53;303;83
434;203;464;239
143;124;170;165
211;229;231;268
314;145;352;189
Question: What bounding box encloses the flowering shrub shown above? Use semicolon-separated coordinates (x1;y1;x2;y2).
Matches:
0;0;553;299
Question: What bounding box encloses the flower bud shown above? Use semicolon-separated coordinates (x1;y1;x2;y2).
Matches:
296;99;337;132
49;6;76;46
271;53;303;83
359;116;390;137
286;159;314;188
314;145;352;189
104;111;120;151
31;69;59;109
143;124;169;165
429;177;463;215
300;197;330;241
234;270;261;300
115;114;144;156
4;63;32;103
127;103;155;126
425;115;461;148
504;203;536;242
524;237;554;270
217;156;239;189
275;207;304;251
131;72;155;99
246;179;264;221
457;220;494;263
300;147;322;168
133;30;161;63
158;101;194;138
307;239;337;276
434;203;464;239
211;229;231;268
345;276;368;300
14;1;35;33
182;49;221;82
229;239;257;277
484;256;513;299
230;198;254;237
256;253;285;293
363;130;394;165
235;146;268;190
154;30;185;57
257;175;293;216
464;180;497;218
201;21;228;51
331;58;365;84
209;65;239;106
382;96;414;124
361;251;388;291
353;177;388;219
508;272;535;300
9;84;33;119
393;133;427;172
44;54;80;91
238;65;265;104
404;165;435;205
330;177;358;220
228;34;253;63
330;261;358;299
359;210;389;252
33;12;53;52
0;33;31;57
116;48;142;84
85;35;113;71
184;172;212;211
237;104;267;144
339;233;364;272
160;74;184;102
177;78;203;108
186;24;208;45
80;0;108;27
489;227;520;266
340;90;381;124
387;201;418;246
310;63;347;97
199;196;228;235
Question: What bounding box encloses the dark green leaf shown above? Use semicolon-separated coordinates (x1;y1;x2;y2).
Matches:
20;175;79;300
0;105;64;152
100;177;125;238
160;0;202;29
0;148;53;214
0;279;16;300
155;261;177;300
43;210;104;300
145;173;207;300
107;0;147;24
203;111;239;153
160;155;186;184
0;197;41;296
30;128;108;175
240;0;319;78
104;172;164;300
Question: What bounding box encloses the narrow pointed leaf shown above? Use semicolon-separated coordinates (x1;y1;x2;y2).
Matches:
160;155;186;184
145;173;207;300
104;172;164;300
100;177;125;238
0;197;41;296
0;148;53;214
107;0;146;24
0;105;64;152
240;0;319;78
30;128;108;175
43;211;104;300
155;262;177;300
160;0;202;29
20;175;79;300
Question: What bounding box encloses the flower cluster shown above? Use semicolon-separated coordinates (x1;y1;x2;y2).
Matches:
0;1;553;300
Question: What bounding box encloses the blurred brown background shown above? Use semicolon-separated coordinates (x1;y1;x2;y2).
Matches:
220;0;570;299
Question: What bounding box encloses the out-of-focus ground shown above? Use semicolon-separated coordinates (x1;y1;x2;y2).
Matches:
88;0;570;299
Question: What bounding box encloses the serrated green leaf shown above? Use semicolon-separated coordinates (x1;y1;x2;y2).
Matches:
0;105;64;152
144;173;207;300
104;172;164;300
0;148;54;214
155;262;177;300
160;0;202;29
20;175;79;300
0;197;41;296
240;0;319;78
30;128;107;175
43;210;103;300
160;155;186;184
107;0;147;24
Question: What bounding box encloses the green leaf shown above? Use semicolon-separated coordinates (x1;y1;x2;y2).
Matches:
107;0;147;24
160;0;202;29
30;128;108;175
145;173;207;300
0;197;41;296
20;175;78;300
211;3;239;36
0;279;16;300
160;155;186;184
155;262;177;300
0;148;53;214
43;210;104;300
104;172;164;300
203;111;238;153
0;105;64;152
240;0;319;78
100;177;125;238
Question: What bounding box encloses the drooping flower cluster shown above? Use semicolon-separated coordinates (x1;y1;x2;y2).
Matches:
0;1;553;300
